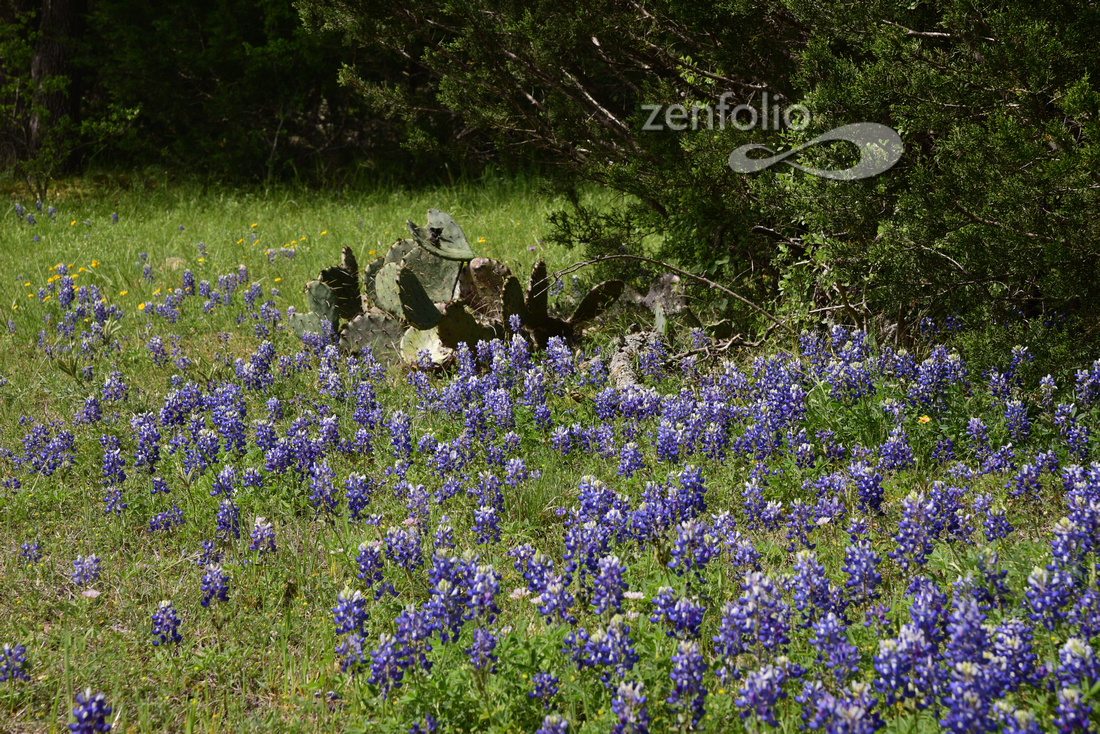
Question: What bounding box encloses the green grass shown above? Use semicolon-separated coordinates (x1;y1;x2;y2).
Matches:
0;176;1094;734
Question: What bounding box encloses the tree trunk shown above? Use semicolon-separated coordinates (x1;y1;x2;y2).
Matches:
28;0;86;168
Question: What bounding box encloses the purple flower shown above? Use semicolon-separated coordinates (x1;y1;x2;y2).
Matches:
249;517;276;555
529;670;559;710
0;643;30;682
71;555;101;587
199;564;229;607
666;640;707;728
536;714;569;734
612;679;649;734
151;600;182;645
69;688;112;733
465;626;498;672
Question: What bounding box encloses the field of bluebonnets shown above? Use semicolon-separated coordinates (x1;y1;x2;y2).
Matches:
2;180;1100;734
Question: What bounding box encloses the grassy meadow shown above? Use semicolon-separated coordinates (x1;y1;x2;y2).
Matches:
0;177;1098;734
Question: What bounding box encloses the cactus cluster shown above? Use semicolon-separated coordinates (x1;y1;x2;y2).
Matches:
291;209;623;365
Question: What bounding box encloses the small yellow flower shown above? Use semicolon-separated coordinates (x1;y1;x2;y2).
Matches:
478;237;486;243
198;257;205;262
274;278;282;282
78;267;86;273
251;223;258;228
138;303;146;310
23;282;30;287
91;260;99;267
320;230;327;235
369;250;376;256
70;221;76;226
918;415;931;424
237;239;244;245
153;289;161;296
118;291;128;296
299;237;306;242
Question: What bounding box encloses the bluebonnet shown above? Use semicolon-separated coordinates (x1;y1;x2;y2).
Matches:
209;465;236;498
130;413;160;474
69;688;112;733
842;538;882;606
368;633;408;698
529;670;559;710
666;640;707;729
535;574;576;625
384;526;423;572
1053;687;1092;732
993;702;1043;734
102;371;128;401
250;517;276;555
1004;399;1030;442
735;658;800;729
849;462;883;514
215;499;240;540
565;617;639;687
668;518;717;582
345;472;374;521
148;505;184;533
809;616;858;682
395;605;433;674
612;679;649;734
151;600;183;645
1024;565;1075;630
199;564;229;607
1070;587;1100;639
592;555;628;616
473;504;501;545
791;549;847;626
989;619;1040;694
878;425;914;471
100;435;126;487
890;491;935;571
387;411;412;460
19;541;41;564
713;572;791;683
195;540;222;567
308;461;339;517
1056;637;1099;688
939;660;996;734
71;555;101;586
0;643;30;682
973;493;1014;541
535;714;569;734
649;587;705;640
465;626;498;672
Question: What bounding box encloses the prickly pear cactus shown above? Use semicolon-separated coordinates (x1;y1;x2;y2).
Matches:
515;259;624;347
339;308;404;362
407;209;477;261
400;326;452;366
436;302;502;351
397;267;443;330
289;310;330;339
568;279;624;326
374;262;403;317
319;246;362;321
402;244;461;303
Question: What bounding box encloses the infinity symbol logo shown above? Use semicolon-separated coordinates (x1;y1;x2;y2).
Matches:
728;122;903;180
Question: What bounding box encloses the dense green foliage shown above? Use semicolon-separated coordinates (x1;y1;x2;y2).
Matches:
298;0;1100;351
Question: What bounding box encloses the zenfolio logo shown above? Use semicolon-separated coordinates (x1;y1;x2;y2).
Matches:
642;92;903;180
728;123;904;181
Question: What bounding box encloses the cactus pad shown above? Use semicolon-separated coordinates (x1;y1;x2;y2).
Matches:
407;209;477;261
398;267;444;330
